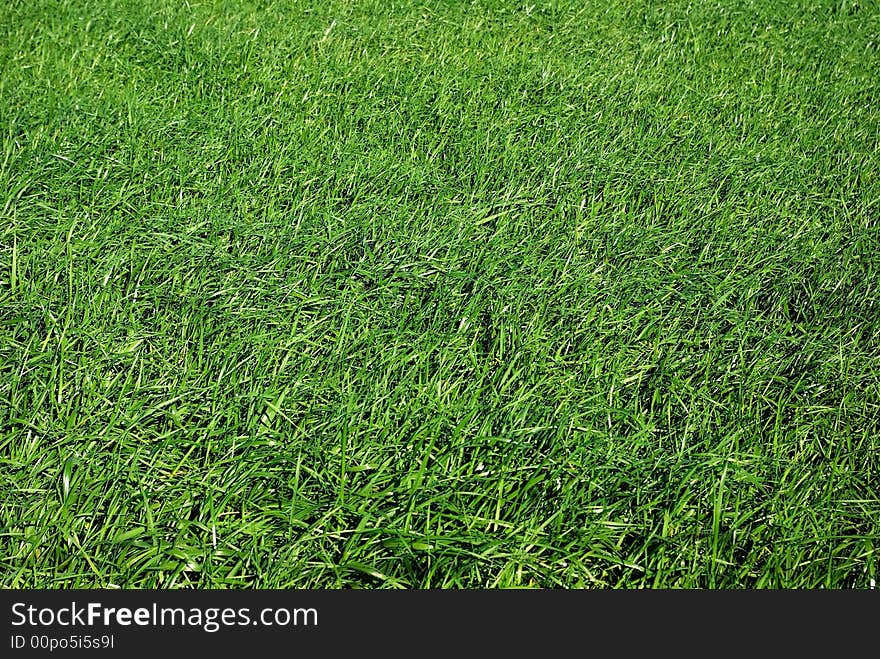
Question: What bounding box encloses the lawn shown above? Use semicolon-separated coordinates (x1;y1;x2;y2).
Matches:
1;0;879;588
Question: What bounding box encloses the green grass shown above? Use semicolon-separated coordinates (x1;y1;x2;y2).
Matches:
1;0;879;588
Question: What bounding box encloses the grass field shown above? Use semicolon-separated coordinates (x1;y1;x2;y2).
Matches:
1;0;879;588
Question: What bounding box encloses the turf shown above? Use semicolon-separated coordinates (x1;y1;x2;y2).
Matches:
1;0;879;588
